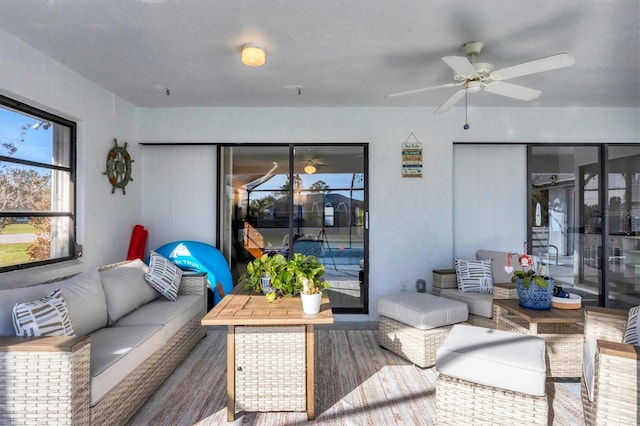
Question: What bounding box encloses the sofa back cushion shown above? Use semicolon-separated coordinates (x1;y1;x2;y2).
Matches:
99;259;161;325
476;250;519;284
57;268;108;336
0;268;107;337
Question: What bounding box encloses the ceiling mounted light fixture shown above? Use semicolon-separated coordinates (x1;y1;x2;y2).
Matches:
242;44;265;67
304;163;317;174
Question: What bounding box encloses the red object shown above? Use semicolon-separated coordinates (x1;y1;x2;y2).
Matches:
127;225;148;260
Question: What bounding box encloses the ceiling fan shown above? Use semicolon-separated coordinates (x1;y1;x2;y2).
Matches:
386;41;575;113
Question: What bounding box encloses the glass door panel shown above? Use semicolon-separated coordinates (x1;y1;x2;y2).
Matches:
529;146;601;305
606;146;640;308
292;146;366;311
219;144;368;313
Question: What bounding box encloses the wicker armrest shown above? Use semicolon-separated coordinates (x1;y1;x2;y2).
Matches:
584;306;629;342
597;339;640;361
178;272;208;296
432;270;457;295
0;335;91;425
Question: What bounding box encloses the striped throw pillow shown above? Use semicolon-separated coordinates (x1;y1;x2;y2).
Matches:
454;258;494;294
623;305;639;345
12;288;76;336
144;252;183;301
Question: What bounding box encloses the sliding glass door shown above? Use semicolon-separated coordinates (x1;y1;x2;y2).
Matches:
528;144;640;309
218;144;368;313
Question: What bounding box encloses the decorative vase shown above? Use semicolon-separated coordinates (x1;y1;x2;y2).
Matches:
301;292;322;315
515;277;554;310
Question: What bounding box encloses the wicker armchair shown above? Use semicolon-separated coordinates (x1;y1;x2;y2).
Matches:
581;306;640;426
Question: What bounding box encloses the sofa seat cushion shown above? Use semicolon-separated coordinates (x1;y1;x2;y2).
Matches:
439;288;494;318
436;324;547;396
377;292;468;330
89;325;166;405
113;295;202;338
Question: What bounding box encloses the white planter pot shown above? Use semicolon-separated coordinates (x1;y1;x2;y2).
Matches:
300;292;322;314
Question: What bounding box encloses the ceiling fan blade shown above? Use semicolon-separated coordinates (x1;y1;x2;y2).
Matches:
386;82;462;98
442;56;477;77
484;81;542;101
489;53;574;81
434;89;466;114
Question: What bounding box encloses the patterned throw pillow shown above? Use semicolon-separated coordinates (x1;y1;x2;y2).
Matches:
144;252;183;301
12;288;76;336
454;258;494;294
623;305;640;345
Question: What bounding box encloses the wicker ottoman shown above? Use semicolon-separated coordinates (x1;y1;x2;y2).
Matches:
436;324;548;425
376;293;468;368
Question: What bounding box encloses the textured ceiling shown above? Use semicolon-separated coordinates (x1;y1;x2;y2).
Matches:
0;0;638;110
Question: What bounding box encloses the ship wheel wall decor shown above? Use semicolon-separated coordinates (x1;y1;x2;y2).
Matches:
104;138;134;194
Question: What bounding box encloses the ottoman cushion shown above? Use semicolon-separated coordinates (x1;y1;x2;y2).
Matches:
377;293;468;330
436;324;546;396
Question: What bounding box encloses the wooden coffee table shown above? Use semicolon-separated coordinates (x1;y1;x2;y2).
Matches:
201;285;333;421
493;298;584;378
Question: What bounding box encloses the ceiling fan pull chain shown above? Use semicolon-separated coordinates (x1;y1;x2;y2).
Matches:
463;89;470;130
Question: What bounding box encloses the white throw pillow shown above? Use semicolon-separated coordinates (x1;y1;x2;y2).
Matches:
454;258;494;294
12;288;76;337
623;305;640;345
145;252;183;301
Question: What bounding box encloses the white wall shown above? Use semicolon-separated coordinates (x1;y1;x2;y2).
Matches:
453;144;527;259
138;107;639;320
0;24;638;318
0;28;140;286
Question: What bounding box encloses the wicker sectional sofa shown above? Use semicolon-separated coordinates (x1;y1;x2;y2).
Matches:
433;249;518;324
0;259;208;425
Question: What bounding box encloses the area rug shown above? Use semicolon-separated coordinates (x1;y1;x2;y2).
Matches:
128;329;585;425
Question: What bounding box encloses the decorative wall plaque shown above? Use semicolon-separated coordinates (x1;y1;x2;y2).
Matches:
401;133;423;178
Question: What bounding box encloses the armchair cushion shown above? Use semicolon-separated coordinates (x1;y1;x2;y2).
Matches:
623;305;639;345
454;258;493;293
582;339;597;401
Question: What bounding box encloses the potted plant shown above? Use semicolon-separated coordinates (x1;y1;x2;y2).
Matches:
508;250;554;310
242;252;327;304
300;275;330;314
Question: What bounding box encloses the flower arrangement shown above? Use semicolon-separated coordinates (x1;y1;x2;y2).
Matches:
507;243;551;289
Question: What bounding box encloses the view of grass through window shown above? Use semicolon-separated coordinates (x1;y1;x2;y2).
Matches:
0;96;76;271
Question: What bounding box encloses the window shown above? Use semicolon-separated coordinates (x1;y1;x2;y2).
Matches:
0;94;77;271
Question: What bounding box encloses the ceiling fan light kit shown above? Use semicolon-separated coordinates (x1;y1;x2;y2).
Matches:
304;164;317;174
386;40;575;115
241;44;265;67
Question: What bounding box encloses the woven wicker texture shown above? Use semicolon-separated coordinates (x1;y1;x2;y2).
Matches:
436;373;548;425
0;269;207;426
432;270;457;296
495;306;584;378
377;315;455;368
580;307;639;426
0;342;91;425
235;326;306;412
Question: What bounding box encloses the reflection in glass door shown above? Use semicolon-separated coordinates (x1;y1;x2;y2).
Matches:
218;144;368;313
528;146;601;305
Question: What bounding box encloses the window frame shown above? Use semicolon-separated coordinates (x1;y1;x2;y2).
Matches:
0;94;78;272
